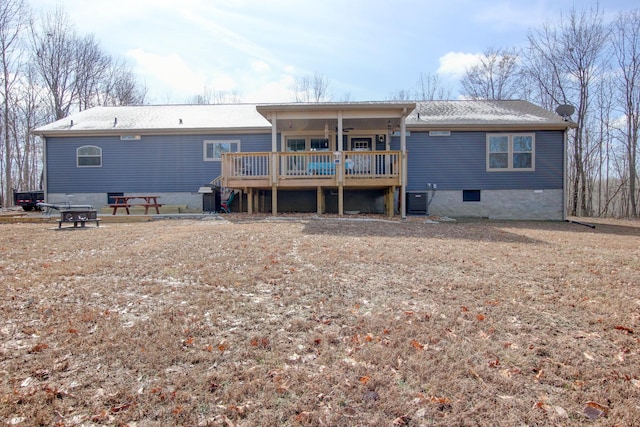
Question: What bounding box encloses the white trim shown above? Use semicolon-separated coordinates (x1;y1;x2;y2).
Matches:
203;139;240;161
486;133;535;172
76;145;102;168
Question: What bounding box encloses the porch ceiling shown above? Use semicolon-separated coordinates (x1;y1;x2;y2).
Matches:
256;102;416;133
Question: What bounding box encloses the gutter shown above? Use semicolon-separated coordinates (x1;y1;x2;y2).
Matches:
31;126;274;138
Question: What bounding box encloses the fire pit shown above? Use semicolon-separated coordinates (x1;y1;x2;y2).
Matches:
38;202;100;228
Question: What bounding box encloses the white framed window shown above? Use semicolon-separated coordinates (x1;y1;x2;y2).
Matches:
77;145;102;167
204;140;240;161
286;138;306;152
487;133;534;171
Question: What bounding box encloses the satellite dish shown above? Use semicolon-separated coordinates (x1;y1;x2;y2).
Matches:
555;104;575;119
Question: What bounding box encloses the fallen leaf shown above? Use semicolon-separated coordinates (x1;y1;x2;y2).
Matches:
110;402;132;413
359;376;370;384
410;339;424;350
476;313;485;321
393;415;410;425
584;401;608;420
363;390;379;401
430;396;451;405
555;405;568;418
498;395;515;400
29;343;49;353
614;325;634;334
295;411;313;422
218;341;230;352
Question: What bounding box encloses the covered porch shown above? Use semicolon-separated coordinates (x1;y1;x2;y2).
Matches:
221;102;415;217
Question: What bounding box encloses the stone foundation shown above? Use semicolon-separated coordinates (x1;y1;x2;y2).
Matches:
427;189;564;220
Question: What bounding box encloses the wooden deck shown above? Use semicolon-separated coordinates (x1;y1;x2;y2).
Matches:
220;151;403;216
221;151;401;189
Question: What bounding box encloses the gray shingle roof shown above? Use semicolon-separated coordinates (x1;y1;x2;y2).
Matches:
407;100;573;128
34;104;271;135
34;100;573;136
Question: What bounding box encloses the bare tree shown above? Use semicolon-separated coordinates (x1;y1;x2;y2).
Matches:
524;5;609;217
185;86;242;105
460;46;521;100
386;89;413;101
100;58;146;106
75;33;110;111
31;7;147;116
415;72;451;100
0;0;28;207
611;9;640;217
30;7;77;120
292;72;331;102
15;63;47;192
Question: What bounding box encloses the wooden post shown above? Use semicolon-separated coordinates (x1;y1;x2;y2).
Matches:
317;186;323;214
247;188;253;214
271;113;278;216
400;115;407;219
386;187;395;217
338;183;344;216
272;185;277;215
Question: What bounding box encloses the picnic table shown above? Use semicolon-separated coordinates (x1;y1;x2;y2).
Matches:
110;195;162;215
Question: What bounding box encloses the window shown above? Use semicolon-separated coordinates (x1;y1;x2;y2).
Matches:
463;190;481;202
204;140;240;161
77;145;102;167
310;138;329;151
487;134;534;171
286;138;306;152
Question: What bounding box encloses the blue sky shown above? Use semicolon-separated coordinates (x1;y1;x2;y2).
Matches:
33;0;639;103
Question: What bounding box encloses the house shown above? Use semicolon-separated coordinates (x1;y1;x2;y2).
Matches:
33;100;575;220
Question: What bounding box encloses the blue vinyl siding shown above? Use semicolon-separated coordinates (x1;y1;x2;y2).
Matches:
395;130;564;191
46;133;272;193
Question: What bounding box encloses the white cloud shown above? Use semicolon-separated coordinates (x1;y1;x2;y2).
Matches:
251;60;271;74
243;74;295;103
126;48;210;100
437;52;483;79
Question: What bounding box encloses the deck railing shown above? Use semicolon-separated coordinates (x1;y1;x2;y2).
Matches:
222;151;400;185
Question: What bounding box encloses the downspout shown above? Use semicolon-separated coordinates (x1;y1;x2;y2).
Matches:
42;136;47;203
271;112;278;215
563;126;568;221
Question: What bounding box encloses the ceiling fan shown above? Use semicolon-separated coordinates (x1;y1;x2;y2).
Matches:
335;126;354;133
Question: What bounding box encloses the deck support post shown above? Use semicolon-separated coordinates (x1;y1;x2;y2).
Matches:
271;185;277;215
317;186;323;214
338;184;344;217
270;112;278;216
400;114;407;219
386;186;395;217
247;188;254;214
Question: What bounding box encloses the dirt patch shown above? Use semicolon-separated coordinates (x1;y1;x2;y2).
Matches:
1;216;639;426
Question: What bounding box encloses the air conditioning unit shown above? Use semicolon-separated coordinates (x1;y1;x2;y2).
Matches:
406;191;428;215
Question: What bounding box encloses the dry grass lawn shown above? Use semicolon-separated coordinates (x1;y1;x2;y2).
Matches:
1;215;639;426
